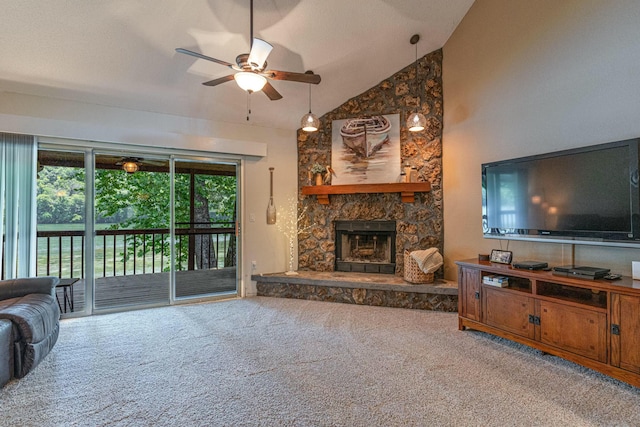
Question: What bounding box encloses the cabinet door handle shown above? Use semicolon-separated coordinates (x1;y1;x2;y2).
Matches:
611;324;620;335
528;315;540;325
474;291;480;300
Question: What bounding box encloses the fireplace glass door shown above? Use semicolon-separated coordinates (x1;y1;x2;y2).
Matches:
334;220;396;274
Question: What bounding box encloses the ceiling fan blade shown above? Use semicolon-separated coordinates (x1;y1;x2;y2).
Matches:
175;48;234;68
265;70;321;84
203;75;235;87
247;38;273;70
141;159;167;166
116;157;142;165
262;82;283;100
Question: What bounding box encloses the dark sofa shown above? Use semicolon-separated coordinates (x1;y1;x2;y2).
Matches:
0;277;61;387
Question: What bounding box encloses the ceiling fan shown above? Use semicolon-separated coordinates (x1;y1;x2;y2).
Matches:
175;0;321;101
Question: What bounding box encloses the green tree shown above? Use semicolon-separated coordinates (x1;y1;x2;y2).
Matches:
37;163;236;273
94;169;236;269
184;174;237;268
37;166;85;224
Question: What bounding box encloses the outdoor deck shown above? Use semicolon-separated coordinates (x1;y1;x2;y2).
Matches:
55;268;237;313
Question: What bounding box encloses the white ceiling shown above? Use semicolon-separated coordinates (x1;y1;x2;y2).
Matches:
1;0;474;131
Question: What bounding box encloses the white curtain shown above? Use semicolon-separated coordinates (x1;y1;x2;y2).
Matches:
0;133;37;279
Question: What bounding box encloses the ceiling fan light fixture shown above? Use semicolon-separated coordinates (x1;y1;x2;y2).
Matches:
234;71;267;92
122;160;139;173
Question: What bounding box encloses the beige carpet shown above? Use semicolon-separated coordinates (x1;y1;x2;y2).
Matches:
0;297;639;426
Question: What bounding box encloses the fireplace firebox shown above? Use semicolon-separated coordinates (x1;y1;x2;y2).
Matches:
334;220;396;274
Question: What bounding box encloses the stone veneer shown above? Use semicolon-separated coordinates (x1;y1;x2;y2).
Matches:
297;49;444;278
253;271;458;312
257;282;457;311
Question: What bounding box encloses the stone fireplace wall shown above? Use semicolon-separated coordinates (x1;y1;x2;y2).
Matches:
297;49;444;277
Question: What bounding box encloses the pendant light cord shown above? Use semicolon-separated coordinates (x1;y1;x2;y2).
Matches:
414;41;419;111
308;84;312;113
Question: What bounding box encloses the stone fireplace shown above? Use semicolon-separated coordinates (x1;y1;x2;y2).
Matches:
335;220;396;274
254;48;453;310
295;48;444;279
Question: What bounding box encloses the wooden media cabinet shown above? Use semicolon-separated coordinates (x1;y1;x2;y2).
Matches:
457;259;640;388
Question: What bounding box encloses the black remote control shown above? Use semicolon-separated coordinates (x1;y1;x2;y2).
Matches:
604;273;622;280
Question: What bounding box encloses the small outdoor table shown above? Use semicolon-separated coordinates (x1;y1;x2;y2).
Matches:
55;278;79;313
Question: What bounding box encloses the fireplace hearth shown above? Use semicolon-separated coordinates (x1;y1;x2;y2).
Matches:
335;220;396;274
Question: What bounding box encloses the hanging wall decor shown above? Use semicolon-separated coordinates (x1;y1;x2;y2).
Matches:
266;167;276;224
330;114;401;185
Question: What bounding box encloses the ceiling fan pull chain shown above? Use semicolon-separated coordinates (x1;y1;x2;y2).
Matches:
246;92;251;121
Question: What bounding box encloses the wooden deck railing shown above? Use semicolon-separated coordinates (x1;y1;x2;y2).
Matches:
33;224;235;279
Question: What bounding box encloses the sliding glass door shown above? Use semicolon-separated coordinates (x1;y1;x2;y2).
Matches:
35;143;240;315
93;152;171;311
36;149;87;315
173;159;238;300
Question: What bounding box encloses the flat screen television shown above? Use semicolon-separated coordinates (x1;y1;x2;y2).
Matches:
482;138;640;246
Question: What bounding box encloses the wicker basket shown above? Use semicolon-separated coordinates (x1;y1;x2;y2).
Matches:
403;250;435;284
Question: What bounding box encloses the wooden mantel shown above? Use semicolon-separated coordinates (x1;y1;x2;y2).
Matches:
301;182;431;205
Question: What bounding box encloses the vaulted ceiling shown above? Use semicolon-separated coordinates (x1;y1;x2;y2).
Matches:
1;0;474;131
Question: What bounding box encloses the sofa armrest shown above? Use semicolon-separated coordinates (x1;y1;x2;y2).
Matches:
0;277;60;300
0;319;13;386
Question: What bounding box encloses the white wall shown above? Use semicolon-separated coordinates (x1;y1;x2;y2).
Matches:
0;91;298;296
242;136;300;295
443;0;640;279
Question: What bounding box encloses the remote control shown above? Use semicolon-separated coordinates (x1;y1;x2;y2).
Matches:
604;273;622;280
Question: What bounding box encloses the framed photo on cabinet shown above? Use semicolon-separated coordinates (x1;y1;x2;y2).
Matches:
490;249;513;264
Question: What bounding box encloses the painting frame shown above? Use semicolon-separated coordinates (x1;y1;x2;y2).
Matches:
330;114;401;185
490;249;513;265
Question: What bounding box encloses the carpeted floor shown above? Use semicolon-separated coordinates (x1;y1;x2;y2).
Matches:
1;297;639;426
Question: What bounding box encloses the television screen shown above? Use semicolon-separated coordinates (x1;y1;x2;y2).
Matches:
482;139;640;244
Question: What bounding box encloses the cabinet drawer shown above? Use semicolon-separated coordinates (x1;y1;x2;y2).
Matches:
539;300;607;363
483;286;535;339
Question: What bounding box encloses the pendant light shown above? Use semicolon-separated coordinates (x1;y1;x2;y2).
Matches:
300;71;320;132
407;34;427;132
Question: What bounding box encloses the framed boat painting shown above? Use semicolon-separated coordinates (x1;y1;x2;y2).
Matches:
330;114;400;185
